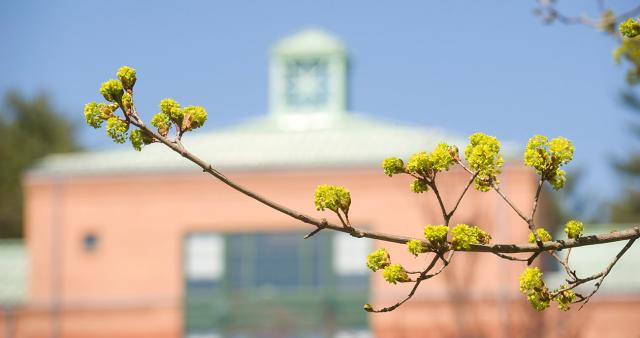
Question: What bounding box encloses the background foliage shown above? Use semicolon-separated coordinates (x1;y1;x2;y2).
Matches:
0;91;80;238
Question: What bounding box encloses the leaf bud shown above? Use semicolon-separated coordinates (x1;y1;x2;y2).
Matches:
100;79;124;103
116;66;137;91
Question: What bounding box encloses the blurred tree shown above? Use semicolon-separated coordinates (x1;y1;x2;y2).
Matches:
0;91;80;238
611;90;640;222
533;2;640;223
547;168;607;223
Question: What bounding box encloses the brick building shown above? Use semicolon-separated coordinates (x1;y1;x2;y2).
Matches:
2;28;639;338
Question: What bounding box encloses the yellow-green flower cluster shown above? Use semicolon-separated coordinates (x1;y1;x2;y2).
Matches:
100;79;124;103
84;66;211;152
406;151;430;175
554;285;577;311
381;157;405;176
520;268;578;311
528;228;552;244
564;219;583;239
527;288;551;311
614;37;640;64
524;135;561;169
464;133;504;192
129;129;154;151
407;239;428;256
116;66;137;91
410;179;429;193
519;267;550;311
84;102;117;129
523;135;574;190
620;17;640;38
366;248;390;272
106;117;129;143
155;98;208;132
181;105;208;131
405;143;456;176
451;224;490;250
151;112;172;137
84;102;102;128
519;267;544;292
314;185;351;214
382;264;410;284
429;143;455;171
613;37;640;86
84;67;141;149
160;98;182;121
423;224;449;249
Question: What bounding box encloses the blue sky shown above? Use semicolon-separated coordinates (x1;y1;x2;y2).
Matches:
1;0;638;201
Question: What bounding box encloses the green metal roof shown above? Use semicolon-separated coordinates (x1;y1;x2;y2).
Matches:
29;114;519;178
0;240;27;305
547;224;640;295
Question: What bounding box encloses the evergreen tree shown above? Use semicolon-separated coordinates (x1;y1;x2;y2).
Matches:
0;91;80;238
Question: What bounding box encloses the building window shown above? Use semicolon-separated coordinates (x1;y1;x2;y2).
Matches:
185;233;225;282
226;232;326;290
333;232;370;276
82;233;99;252
285;59;329;109
184;231;369;338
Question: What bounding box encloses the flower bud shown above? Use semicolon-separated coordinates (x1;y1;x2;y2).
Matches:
410;179;428;193
620;17;640;38
366;248;390;272
160;98;182;122
129;129;154;151
105;117;129;143
100;79;124;103
314;185;351;214
181;105;207;131
528;228;552;243
407;239;428;256
151;112;171;137
564;219;583;239
382;264;410;284
116;66;137;91
83;102;102;129
381;157;405;176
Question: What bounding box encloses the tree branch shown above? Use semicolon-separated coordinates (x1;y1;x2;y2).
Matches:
369;251;453;313
127;118;640;255
578;238;637;309
447;171;478;219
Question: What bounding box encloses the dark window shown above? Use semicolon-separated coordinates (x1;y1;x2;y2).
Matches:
83;233;98;252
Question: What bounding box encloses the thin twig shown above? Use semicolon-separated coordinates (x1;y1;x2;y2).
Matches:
369;255;440;313
491;252;529;261
456;160;531;224
578;238;637;310
429;181;450;224
303;218;328;239
549;251;577;279
530;179;544;222
447;171;478;219
369;252;453;313
492;184;530;224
